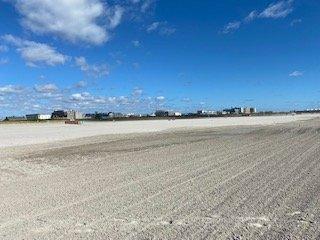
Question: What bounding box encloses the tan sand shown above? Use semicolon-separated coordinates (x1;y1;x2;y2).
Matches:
0;114;319;148
0;117;320;239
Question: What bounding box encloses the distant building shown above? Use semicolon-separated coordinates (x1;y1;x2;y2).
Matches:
4;116;26;121
250;107;257;114
108;112;123;118
243;107;257;115
155;110;169;117
243;107;251;115
67;110;84;120
197;110;217;116
155;110;181;117
51;110;67;119
84;113;95;119
26;114;51;121
126;113;142;117
223;107;242;115
168;111;182;117
197;110;206;115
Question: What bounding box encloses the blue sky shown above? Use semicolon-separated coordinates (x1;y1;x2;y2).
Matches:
0;0;319;116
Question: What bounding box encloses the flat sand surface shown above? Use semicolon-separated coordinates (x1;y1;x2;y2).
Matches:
0;114;319;148
0;116;320;239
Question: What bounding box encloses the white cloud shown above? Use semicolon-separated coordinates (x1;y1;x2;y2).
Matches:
289;70;303;77
224;0;294;34
156;96;165;101
0;86;179;116
147;22;160;32
70;93;85;101
0;85;23;95
2;34;68;67
222;21;241;34
11;0;124;45
75;80;87;88
132;40;140;47
141;0;155;13
147;21;176;35
70;92;91;101
181;97;191;103
34;104;43;109
132;87;143;97
75;56;109;77
244;11;258;23
259;0;294;19
34;83;58;93
107;5;124;29
290;19;302;26
129;0;156;13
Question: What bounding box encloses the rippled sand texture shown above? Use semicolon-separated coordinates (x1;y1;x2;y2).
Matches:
0;117;320;239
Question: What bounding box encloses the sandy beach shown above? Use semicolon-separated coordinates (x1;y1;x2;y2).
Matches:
0;115;320;239
0;114;319;148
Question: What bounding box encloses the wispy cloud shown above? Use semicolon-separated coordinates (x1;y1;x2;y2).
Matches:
2;34;69;67
132;87;143;97
259;0;294;19
290;19;302;26
70;92;92;102
75;56;109;78
106;5;124;29
223;0;294;34
132;40;141;47
222;21;241;34
0;85;24;95
75;80;87;88
156;96;165;101
289;70;303;77
129;0;157;14
147;21;176;36
34;84;58;93
141;0;156;13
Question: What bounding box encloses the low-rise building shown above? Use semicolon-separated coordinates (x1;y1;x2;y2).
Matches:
155;110;181;117
51;110;67;119
168;111;182;117
197;110;217;116
26;114;51;121
108;112;123;118
243;107;257;115
250;107;257;114
243;107;251;115
223;107;242;114
84;113;95;119
155;110;169;117
67;110;84;120
4;116;26;121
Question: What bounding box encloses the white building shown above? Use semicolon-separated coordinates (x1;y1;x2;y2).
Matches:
243;107;257;115
168;111;182;117
26;114;51;120
197;110;217;116
67;110;84;120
